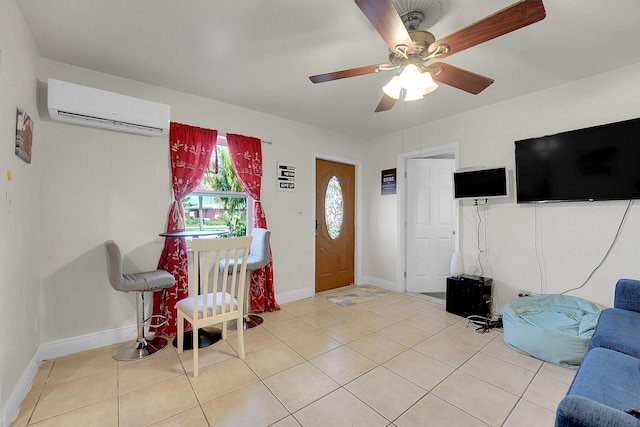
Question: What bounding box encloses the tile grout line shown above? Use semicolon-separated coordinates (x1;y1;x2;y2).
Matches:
18;288;570;427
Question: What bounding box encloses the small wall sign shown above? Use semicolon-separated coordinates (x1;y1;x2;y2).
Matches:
277;161;295;191
381;168;396;195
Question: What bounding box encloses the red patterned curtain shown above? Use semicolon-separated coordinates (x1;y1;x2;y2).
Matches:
152;122;217;337
226;133;280;313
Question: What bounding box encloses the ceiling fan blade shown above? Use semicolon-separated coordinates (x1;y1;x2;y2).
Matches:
428;0;546;59
355;0;415;55
430;62;494;94
310;64;394;84
375;93;397;112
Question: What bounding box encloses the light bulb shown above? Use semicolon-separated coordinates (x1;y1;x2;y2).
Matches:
398;64;422;90
421;72;438;95
404;87;424;101
382;75;401;100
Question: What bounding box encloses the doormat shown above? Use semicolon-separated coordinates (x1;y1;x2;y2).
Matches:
322;285;387;307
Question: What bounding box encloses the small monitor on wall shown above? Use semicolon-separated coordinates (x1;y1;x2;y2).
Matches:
453;166;509;200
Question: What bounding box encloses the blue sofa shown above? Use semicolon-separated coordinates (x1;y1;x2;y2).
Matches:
556;279;640;427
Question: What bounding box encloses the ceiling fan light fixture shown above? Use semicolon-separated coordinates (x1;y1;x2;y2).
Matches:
382;75;402;99
420;72;438;95
398;64;422;89
404;87;424;101
394;65;438;100
422;82;438;96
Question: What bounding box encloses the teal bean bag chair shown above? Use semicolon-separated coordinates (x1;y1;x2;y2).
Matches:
503;294;603;369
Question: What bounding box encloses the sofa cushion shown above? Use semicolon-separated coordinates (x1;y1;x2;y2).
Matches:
503;294;602;368
567;347;640;413
614;279;640;313
589;308;640;359
557;395;640;427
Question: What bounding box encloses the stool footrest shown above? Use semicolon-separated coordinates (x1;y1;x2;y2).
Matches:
144;314;168;329
112;336;169;361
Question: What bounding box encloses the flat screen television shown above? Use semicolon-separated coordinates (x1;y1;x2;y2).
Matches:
453;166;509;200
515;117;640;203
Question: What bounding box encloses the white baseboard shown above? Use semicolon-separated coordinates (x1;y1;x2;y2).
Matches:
1;279;399;426
1;325;136;427
39;325;137;360
1;349;42;427
275;287;314;305
359;276;402;293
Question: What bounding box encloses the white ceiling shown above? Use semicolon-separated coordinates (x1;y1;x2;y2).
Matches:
16;0;640;139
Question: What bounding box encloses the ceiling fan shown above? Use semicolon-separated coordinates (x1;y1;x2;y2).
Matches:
309;0;546;112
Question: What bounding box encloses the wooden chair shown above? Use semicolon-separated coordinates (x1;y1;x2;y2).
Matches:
176;235;252;377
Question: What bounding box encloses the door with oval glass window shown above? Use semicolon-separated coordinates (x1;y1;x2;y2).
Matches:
315;159;355;292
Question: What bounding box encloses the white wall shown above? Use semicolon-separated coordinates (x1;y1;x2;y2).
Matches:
0;1;42;424
365;62;640;310
37;59;369;346
5;0;640;422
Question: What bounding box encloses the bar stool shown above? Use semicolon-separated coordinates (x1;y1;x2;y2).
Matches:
104;240;175;360
222;228;271;329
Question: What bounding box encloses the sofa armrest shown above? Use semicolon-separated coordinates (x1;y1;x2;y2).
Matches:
614;279;640;313
556;395;640;427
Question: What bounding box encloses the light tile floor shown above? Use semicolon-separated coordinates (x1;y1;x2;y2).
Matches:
11;286;575;427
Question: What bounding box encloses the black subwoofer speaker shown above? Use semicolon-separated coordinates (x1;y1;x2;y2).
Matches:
446;275;493;318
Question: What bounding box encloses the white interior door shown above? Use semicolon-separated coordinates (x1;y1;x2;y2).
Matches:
406;158;456;293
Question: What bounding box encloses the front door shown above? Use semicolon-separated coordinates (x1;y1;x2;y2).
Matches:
406;158;456;293
315;159;355;293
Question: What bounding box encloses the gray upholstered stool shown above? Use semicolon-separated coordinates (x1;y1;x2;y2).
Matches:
221;228;271;329
105;240;175;360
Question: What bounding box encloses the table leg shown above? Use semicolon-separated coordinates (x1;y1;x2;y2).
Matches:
173;328;222;350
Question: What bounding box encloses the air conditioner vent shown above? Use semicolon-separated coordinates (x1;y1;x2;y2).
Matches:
47;79;170;137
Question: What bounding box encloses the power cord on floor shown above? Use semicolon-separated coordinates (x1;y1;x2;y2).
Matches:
466;314;503;334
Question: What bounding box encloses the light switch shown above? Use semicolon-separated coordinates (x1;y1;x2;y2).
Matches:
6;192;12;213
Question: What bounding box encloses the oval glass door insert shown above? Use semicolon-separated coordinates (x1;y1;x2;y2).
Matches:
325;176;344;240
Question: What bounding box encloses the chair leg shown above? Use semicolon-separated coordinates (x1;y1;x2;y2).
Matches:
177;312;184;354
193;324;199;377
112;292;169;361
237;313;245;359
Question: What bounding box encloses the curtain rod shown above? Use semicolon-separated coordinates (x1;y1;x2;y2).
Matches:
220;133;272;145
172;122;272;144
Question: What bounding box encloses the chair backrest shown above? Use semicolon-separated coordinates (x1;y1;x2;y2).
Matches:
105;240;127;292
191;235;253;320
104;240;175;293
248;228;271;270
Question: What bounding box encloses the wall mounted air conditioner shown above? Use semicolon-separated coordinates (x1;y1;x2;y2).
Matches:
47;78;170;137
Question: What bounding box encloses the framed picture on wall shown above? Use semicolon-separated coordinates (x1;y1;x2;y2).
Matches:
381;168;396;195
15;108;33;164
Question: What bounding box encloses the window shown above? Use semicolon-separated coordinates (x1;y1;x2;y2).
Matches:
324;175;344;240
181;138;251;237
